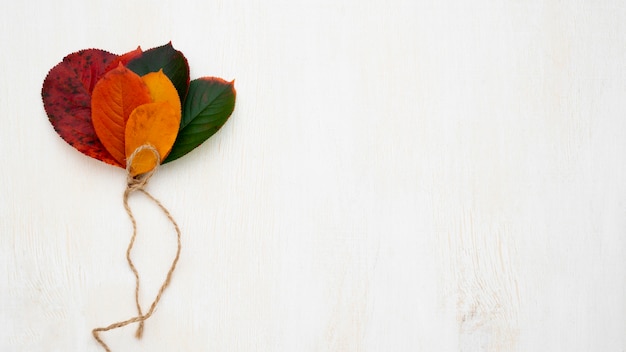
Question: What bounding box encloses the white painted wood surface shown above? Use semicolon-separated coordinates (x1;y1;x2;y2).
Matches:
1;0;625;351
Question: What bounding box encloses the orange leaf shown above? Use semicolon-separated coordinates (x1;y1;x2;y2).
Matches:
125;102;181;176
91;64;152;165
142;69;182;115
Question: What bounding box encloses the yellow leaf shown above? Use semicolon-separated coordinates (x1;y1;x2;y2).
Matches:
142;70;182;115
125;102;181;176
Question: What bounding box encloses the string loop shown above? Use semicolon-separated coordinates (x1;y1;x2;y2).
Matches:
92;145;182;352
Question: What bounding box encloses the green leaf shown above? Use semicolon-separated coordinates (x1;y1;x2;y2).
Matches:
126;42;190;103
164;77;236;163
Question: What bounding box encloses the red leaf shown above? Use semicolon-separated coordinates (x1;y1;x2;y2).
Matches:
42;49;122;166
104;46;143;72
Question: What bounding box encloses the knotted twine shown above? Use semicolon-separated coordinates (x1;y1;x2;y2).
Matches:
92;145;182;352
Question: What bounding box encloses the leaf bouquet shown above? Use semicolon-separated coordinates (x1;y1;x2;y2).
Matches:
42;42;236;351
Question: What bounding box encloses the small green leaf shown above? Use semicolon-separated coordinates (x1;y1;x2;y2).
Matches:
164;77;236;163
126;42;190;103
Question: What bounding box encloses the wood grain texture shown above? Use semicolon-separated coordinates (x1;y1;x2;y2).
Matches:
1;0;626;351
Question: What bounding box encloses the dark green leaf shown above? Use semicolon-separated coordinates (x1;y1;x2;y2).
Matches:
164;77;236;163
126;42;190;103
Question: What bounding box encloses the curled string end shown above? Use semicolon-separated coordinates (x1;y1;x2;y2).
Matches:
135;322;144;339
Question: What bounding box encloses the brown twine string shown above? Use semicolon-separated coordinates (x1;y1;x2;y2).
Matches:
92;144;182;352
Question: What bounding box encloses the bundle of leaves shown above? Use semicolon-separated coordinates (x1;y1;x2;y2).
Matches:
42;42;236;176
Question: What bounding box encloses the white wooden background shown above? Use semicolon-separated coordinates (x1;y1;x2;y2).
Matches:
1;0;625;351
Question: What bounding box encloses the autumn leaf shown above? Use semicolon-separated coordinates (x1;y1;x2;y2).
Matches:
142;70;182;115
42;49;121;166
91;64;152;166
126;42;190;103
104;46;143;73
164;77;236;163
125;102;181;176
124;70;182;175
